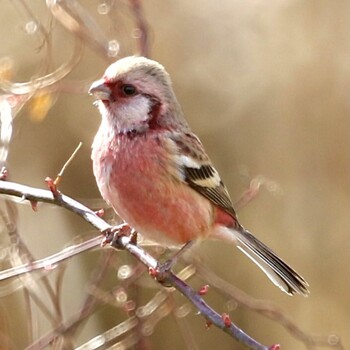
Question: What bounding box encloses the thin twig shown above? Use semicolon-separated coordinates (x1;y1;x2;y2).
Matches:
54;141;82;187
193;259;344;350
129;0;149;57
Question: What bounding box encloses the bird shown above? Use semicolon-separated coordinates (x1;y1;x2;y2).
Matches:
89;56;309;296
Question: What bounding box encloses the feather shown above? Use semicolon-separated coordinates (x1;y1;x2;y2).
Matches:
234;227;309;296
167;132;237;218
167;132;309;296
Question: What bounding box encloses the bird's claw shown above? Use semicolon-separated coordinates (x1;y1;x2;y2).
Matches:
101;224;137;249
152;259;174;286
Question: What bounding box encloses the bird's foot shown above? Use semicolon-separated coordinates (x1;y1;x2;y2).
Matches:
150;259;174;286
152;241;196;285
101;223;137;249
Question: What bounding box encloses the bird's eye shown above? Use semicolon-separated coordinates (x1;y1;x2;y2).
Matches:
121;84;137;96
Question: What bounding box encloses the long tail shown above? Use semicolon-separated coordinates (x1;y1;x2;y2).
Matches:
234;225;309;296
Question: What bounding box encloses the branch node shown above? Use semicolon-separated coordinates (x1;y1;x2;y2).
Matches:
148;267;158;278
205;320;213;329
221;313;232;328
148;265;171;286
0;167;8;180
198;284;210;296
45;176;61;198
95;208;105;217
30;200;38;212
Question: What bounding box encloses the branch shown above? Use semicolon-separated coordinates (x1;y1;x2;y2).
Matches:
193;259;344;350
0;180;274;350
129;0;150;57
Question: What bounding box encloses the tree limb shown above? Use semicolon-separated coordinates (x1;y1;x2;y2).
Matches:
0;180;275;350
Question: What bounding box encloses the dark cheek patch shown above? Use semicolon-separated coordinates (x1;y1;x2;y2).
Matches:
147;100;162;130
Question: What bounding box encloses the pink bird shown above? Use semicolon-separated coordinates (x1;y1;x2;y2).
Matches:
89;56;309;296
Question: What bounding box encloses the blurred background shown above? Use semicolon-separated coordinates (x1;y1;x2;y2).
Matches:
0;1;349;349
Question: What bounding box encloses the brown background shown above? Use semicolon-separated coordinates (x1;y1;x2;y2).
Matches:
0;1;349;349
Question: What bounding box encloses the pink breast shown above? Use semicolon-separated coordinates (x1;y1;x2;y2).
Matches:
93;133;214;244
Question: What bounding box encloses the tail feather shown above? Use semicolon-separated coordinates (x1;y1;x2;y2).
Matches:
235;226;309;296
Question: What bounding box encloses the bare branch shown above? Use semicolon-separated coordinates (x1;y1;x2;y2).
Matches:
47;0;111;58
0;38;83;95
129;0;150;57
0;179;271;350
193;260;344;350
54;141;83;187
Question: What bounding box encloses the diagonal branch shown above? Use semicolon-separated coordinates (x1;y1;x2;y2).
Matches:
0;180;273;350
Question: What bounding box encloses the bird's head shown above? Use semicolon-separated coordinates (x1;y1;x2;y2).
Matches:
89;56;185;134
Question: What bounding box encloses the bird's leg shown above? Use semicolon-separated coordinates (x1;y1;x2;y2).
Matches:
155;240;196;282
102;223;137;249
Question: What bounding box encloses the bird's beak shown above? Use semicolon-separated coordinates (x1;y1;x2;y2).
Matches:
89;79;112;101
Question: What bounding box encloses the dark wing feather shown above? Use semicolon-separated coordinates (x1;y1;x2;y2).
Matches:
165;132;309;296
170;133;237;218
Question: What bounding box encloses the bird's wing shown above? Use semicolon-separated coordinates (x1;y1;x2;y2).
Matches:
164;132;309;296
165;132;237;218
